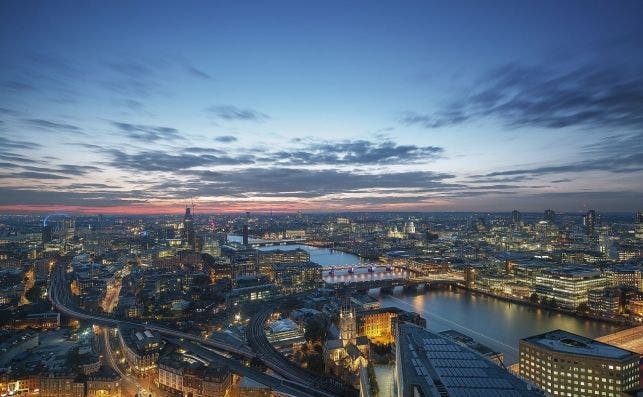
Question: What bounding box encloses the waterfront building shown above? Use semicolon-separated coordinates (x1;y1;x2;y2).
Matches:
271;262;322;293
396;322;541;396
464;266;477;289
520;329;640;396
605;264;643;291
587;287;621;316
534;266;610;309
259;248;310;277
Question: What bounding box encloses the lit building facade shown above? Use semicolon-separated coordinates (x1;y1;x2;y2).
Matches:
271;262;322;293
519;330;639;397
534;267;610;309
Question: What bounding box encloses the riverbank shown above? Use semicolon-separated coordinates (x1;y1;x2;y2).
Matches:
378;289;623;365
459;285;632;326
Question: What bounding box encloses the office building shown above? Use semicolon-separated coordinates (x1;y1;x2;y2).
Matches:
271;262;322;293
512;209;522;226
534;267;610;309
584;210;596;236
396;322;541;396
520;329;639;397
183;207;196;250
544;209;556;224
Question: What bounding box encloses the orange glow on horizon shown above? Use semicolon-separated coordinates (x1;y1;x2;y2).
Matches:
0;200;447;215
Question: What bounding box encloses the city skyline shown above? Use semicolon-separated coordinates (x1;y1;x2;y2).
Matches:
1;1;643;214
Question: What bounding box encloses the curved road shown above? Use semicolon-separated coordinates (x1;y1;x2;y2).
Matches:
246;304;358;397
47;265;335;396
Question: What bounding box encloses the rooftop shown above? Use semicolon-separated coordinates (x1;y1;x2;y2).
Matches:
522;329;638;360
397;322;542;397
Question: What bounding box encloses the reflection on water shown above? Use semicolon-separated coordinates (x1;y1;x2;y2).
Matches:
256;243;365;266
376;288;623;364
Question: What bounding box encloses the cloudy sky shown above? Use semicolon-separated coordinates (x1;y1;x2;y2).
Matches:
1;1;642;214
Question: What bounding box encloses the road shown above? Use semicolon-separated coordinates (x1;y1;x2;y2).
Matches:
171;338;326;397
246;304;358;397
48;263;339;396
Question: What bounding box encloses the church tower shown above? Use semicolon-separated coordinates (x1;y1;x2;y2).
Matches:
339;297;356;346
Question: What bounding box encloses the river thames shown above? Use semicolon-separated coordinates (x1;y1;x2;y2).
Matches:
230;238;624;395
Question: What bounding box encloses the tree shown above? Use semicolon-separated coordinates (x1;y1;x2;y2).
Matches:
529;293;539;303
304;317;328;342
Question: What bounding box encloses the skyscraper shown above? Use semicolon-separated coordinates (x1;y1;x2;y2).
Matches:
584;209;596;236
42;223;52;243
512;210;522;226
183;207;195;250
544;209;556;223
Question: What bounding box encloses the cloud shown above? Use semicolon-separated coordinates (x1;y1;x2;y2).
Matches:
107;61;154;78
24;118;83;133
480;152;643;178
269;140;443;165
0;137;42;150
214;135;238;143
0;187;148;207
174;167;459;198
185;64;212;80
402;61;643;130
2;80;35;91
106;149;254;172
110;121;182;141
206;105;270;122
0;171;70;180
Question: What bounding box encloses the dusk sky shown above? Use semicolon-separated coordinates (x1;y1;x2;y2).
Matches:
1;1;642;214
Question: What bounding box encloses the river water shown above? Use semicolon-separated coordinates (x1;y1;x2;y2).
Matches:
229;238;624;395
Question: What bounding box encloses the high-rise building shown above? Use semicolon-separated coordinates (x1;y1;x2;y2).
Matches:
584;209;596;236
636;212;643;240
512;209;522;226
64;218;75;240
396;322;541;396
520;330;640;396
183;207;195;250
242;224;249;246
42;224;52;243
544;209;556;223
